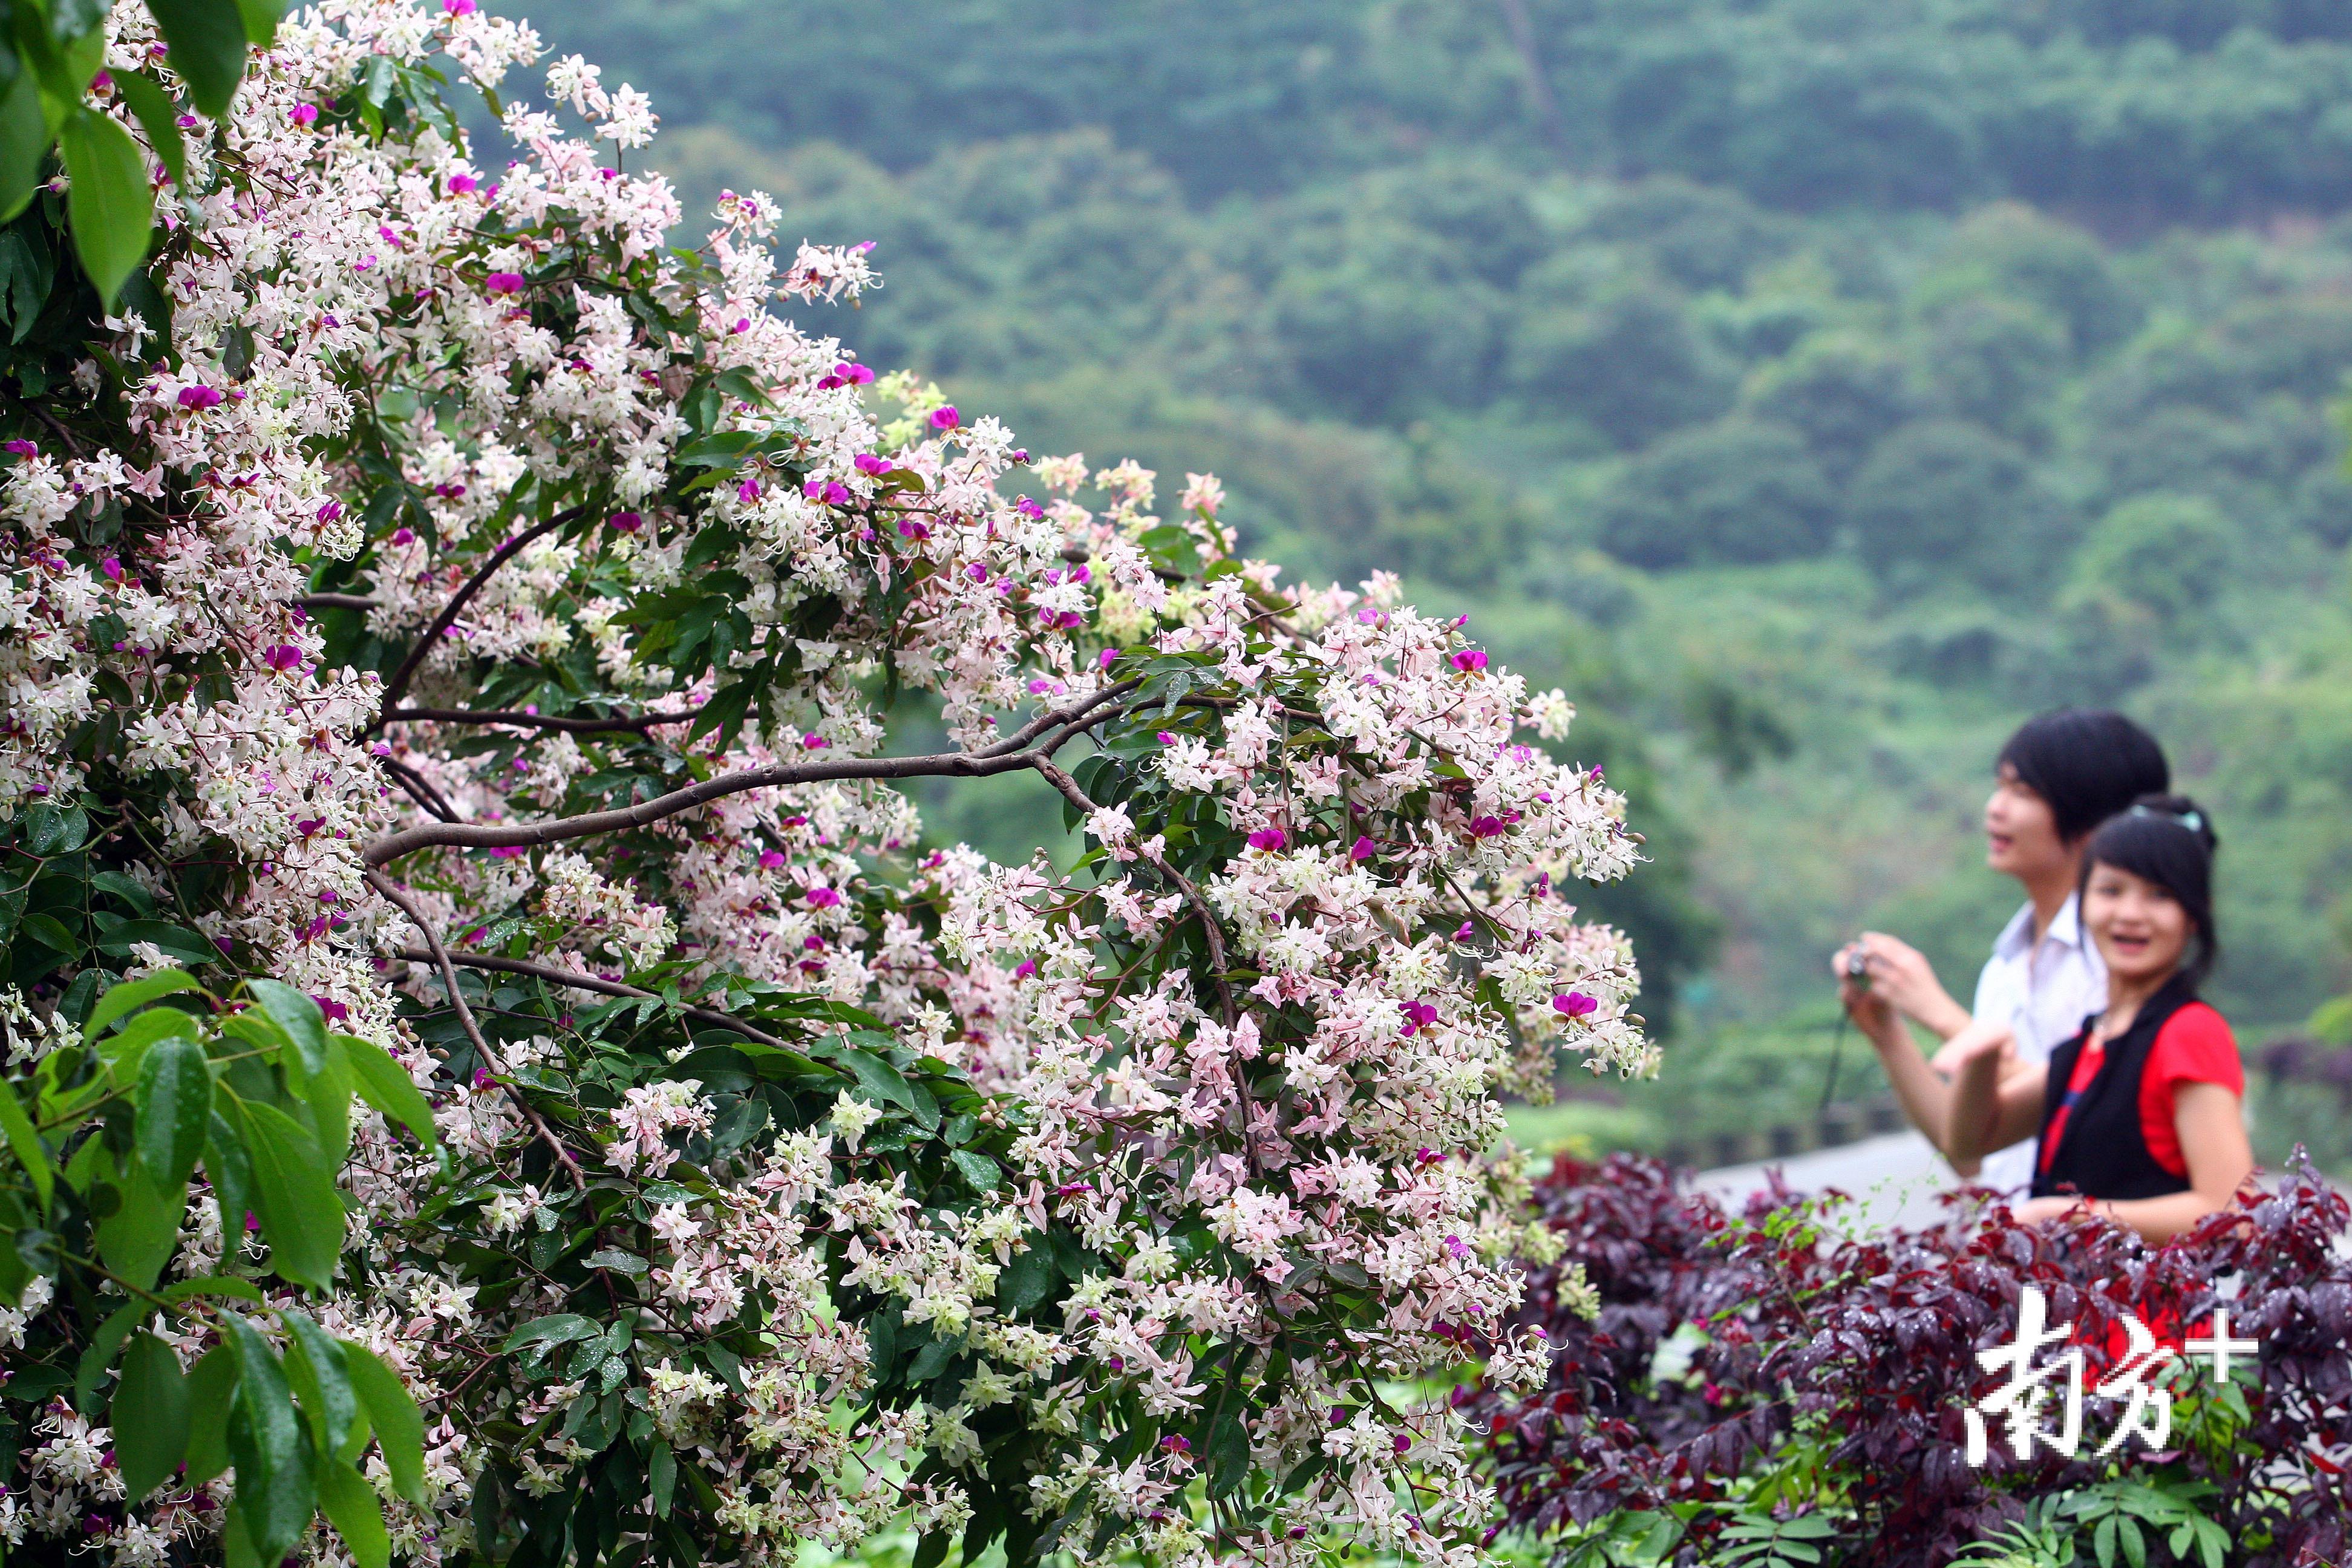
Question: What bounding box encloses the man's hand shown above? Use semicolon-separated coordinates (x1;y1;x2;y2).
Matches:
1849;932;1972;1040
1832;941;1897;1037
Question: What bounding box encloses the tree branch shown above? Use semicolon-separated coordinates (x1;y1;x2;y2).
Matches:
365;681;1141;866
383;704;708;736
400;948;795;1050
369;505;589;727
365;867;589;1190
298;593;379;613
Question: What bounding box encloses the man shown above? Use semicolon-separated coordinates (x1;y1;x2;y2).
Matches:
1834;708;2171;1195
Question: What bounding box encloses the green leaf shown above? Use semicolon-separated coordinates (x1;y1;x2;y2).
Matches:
162;1273;266;1305
136;1034;212;1188
113;1331;191;1498
1206;1406;1249;1500
235;1099;347;1289
59;106;155;307
181;1345;238;1485
316;1459;391;1568
95;1156;184;1292
279;1308;361;1459
84;968;207;1042
221;1312;316;1567
244;979;328;1081
108;71;185;192
303;1041;353;1168
232;0;286;45
949;1148;1002;1192
143;0;250;115
72;1301;143;1414
648;1439;676;1518
0;1081;53;1210
343;1342;425;1503
94;920;218;966
502;1313;600;1354
0;71;42;223
204;1108;256;1255
333;1033;437;1155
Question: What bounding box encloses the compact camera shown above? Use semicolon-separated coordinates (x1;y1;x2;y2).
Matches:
1843;946;1872;985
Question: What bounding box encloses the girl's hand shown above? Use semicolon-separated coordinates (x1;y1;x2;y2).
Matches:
1931;1023;2017;1079
2011;1194;2090;1225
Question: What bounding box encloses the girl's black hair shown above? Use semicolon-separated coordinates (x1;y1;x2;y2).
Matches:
2079;792;2221;986
1997;708;2171;844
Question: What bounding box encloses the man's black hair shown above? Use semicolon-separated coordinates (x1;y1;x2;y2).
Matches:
2080;794;2221;986
1996;708;2171;844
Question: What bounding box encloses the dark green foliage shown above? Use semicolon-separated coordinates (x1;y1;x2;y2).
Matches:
1598;419;1836;569
1847;419;2080;598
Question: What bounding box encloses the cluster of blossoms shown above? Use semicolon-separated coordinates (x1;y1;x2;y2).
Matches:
0;4;1653;1567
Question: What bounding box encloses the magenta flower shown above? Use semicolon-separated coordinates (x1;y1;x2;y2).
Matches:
1247;826;1287;852
1450;648;1488;673
607;511;642;534
1454;920;1476;941
100;557;122;583
737;478;760;503
177;385;224;410
1397;1000;1439;1036
312;996;349;1023
1014;959;1038;979
289;103;319;125
443;0;477;13
1099;647;1119;669
316;500;344;523
759;850;786;870
448;172;479;194
176;113;199;128
806;887;842;908
1552;991;1599;1018
485;271;525;296
802;733;830;750
262;644;303;670
391;526;416;545
822;481;851;505
2;440;33;457
1014;497;1045;520
1469;815;1506;838
854;452;890;475
1158;731;1175;745
929;405;959;430
1350;835;1377;861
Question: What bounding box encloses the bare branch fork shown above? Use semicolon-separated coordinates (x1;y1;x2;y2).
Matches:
362;677;1146;866
364;867;590;1190
367;505;590;728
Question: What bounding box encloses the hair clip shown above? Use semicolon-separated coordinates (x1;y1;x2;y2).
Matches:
2128;803;2203;834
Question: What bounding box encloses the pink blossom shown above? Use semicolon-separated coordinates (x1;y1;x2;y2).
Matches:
929;406;959;430
485;272;526;296
1450;648;1488;673
289;103;319;125
607;511;642;533
177;386;224;410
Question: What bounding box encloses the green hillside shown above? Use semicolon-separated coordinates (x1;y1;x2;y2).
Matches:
509;0;2352;1129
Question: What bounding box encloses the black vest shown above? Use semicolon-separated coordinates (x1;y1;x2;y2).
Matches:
2030;973;2201;1202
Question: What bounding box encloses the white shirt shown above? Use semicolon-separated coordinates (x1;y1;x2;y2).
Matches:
1967;893;2107;1196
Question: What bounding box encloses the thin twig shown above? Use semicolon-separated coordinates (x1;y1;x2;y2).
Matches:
370;505;589;726
298;593;378;612
365;867;589;1191
377;754;460;823
400;948;794;1050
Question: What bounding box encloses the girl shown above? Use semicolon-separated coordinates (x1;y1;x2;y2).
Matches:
1847;795;2254;1244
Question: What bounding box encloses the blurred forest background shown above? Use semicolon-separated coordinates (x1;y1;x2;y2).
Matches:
512;0;2352;1157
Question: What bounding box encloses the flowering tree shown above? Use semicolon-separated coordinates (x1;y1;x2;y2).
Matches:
0;4;1655;1566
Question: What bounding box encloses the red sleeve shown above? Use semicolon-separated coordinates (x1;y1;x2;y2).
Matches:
2139;1003;2244;1177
